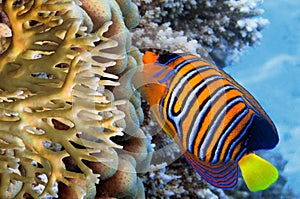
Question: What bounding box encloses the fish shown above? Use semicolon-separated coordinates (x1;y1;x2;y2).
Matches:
140;51;279;192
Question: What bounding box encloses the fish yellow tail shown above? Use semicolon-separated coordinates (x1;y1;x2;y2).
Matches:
238;153;278;192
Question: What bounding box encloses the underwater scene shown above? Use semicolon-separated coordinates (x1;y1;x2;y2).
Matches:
0;0;299;198
226;1;300;198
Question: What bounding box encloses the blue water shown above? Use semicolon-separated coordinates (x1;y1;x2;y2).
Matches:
226;1;300;196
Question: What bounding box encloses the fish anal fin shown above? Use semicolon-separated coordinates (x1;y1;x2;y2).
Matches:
183;152;238;189
238;153;278;192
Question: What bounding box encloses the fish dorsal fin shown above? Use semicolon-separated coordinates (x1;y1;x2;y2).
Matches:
238;153;278;192
183;152;238;189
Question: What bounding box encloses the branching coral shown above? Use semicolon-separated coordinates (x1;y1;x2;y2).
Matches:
132;0;269;67
0;0;150;198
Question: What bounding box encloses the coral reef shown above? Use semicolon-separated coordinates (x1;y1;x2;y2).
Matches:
0;0;296;198
0;0;150;198
131;0;269;67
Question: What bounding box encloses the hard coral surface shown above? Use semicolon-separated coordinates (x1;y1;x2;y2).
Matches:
132;0;269;67
0;0;149;198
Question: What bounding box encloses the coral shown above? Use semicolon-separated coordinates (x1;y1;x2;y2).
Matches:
1;0;293;198
0;0;150;198
97;155;139;198
0;9;12;54
131;0;269;67
143;156;240;199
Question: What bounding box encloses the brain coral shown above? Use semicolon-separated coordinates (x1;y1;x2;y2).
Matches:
0;0;150;198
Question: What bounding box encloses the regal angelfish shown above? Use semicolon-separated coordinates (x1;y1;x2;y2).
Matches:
140;51;279;192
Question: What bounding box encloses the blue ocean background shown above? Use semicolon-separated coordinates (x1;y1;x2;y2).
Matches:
226;1;300;196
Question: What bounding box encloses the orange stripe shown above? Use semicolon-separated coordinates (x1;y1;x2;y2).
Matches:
172;67;217;115
191;79;230;156
219;109;254;161
166;59;216;92
217;67;273;126
204;99;246;161
230;110;255;160
167;55;199;69
160;59;189;125
162;64;218;144
180;77;226;150
163;59;219;112
176;59;210;75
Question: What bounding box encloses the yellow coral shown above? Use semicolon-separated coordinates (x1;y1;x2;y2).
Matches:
0;0;141;198
0;0;151;198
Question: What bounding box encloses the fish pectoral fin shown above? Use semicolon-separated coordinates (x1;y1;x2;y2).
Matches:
143;51;159;64
238;153;278;192
183;152;238;189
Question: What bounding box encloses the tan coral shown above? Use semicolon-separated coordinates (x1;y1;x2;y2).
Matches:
80;0;152;198
0;0;149;198
96;155;139;198
0;10;12;54
58;178;97;199
116;0;140;29
0;22;11;37
87;146;119;181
